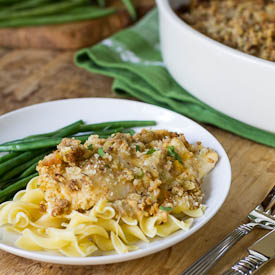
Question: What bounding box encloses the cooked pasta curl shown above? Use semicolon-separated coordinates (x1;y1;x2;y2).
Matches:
0;177;199;256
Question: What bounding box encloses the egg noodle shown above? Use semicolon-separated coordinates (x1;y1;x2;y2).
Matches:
0;177;203;257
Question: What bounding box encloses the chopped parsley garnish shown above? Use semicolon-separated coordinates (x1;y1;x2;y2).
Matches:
98;147;105;157
128;129;135;136
159;206;172;212
136;145;140;152
146;148;156;155
105;164;110;168
167;146;183;164
88;144;93;151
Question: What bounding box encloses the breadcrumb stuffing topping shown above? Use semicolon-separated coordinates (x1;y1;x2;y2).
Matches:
179;0;275;62
37;129;218;221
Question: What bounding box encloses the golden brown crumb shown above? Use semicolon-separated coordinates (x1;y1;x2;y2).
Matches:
39;202;47;213
37;130;218;221
51;199;71;217
68;180;80;191
179;0;275;62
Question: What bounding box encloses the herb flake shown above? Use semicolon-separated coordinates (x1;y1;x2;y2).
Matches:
98;147;105;157
136;145;140;152
159;206;172;212
167;146;183;164
128;129;135;136
88;144;93;151
146;148;156;155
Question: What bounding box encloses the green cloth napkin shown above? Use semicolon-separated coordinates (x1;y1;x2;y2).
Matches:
75;9;275;147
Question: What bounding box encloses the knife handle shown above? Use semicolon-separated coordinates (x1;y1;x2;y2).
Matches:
223;253;269;275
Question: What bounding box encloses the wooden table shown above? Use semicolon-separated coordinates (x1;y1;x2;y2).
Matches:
0;48;274;275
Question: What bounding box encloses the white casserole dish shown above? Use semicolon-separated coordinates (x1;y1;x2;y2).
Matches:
156;0;275;132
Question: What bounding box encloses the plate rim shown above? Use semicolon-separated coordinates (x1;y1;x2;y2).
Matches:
0;97;231;265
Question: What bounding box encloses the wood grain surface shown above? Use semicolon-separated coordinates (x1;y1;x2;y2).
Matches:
0;49;274;275
0;0;155;50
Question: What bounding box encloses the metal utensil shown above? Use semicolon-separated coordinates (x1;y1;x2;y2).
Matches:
223;229;275;274
182;186;275;275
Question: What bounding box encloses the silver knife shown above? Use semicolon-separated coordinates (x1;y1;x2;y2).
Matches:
223;229;275;275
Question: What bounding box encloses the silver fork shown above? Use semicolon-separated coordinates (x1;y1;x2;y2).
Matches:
182;186;275;275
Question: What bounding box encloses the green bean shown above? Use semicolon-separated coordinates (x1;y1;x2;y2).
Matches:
0;0;89;20
26;120;84;139
0;149;47;176
0;120;83;182
1;136;50;146
79;127;125;136
0;178;14;189
0;0;50;13
0;176;18;189
122;0;137;20
0;120;83;146
53;120;84;138
0;119;83;150
101;128;135;135
20;161;38;178
0;135;90;152
0;173;28;189
0;195;11;203
2;126;120;146
0;138;63;152
0;120;153;203
26;132;56;139
0;173;38;199
0;6;116;27
0;122;149;152
79;120;156;132
0;127;137;152
1;152;49;181
0;152;21;164
2;133;76;146
71;128;134;139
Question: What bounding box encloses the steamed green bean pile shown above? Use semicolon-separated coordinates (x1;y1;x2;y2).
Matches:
0;119;156;202
0;0;137;27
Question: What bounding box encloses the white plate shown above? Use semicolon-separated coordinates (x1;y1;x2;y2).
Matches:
0;98;231;265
